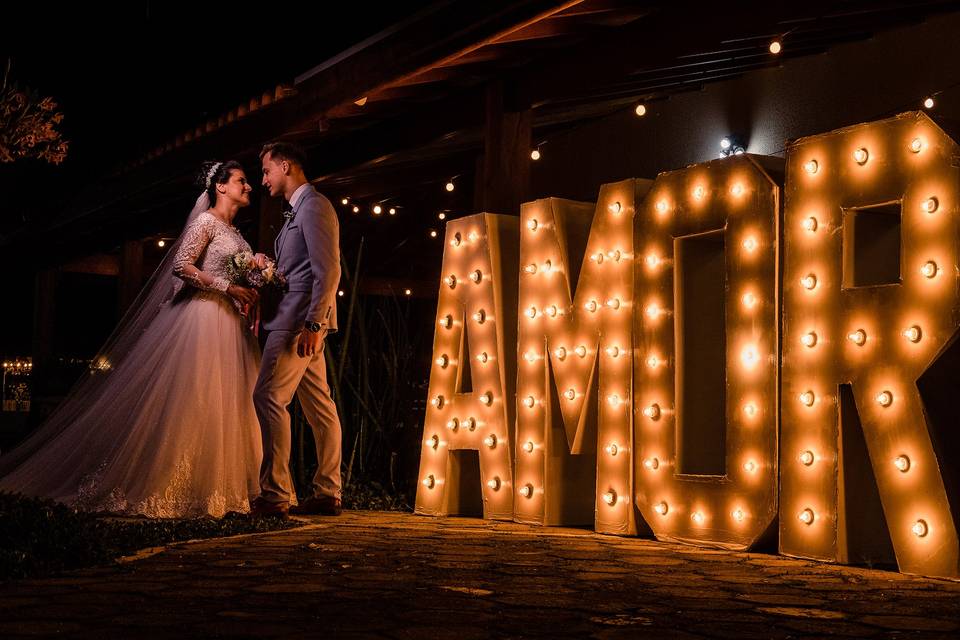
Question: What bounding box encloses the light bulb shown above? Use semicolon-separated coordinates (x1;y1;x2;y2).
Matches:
524;263;538;274
373;205;383;215
439;315;453;329
487;477;501;491
742;236;758;252
157;239;166;248
608;201;622;214
912;519;928;537
605;443;619;456
480;392;493;406
804;159;819;174
484;435;497;449
468;231;479;242
691;511;705;524
910;137;923;153
545;305;558;318
473;309;486;324
429;230;438;239
646;355;660;368
341;198;349;205
575;346;587;358
444;275;457;289
645;304;662;319
800;391;815;407
445;181;455;192
853;148;869;165
452;232;462;247
554;347;567;361
607;249;622;262
470;269;482;283
605;345;620;358
802;216;818;232
585;300;598;312
643;457;659;470
607;394;622;407
352;205;360;213
731;183;744;197
524;351;538;363
741;346;759;367
903;326;922;343
389;208;396;215
527;218;538;231
921;261;938;278
643;403;661;420
526;306;538;319
446;418;459;431
404;289;412;296
922;197;939;213
645;253;661;268
848;329;867;346
464;417;476;431
801;274;818;290
606;298;621;310
422;475;436;489
743;403;757;418
799;450;815;466
523;395;536;408
721;137;732;150
431;395;445;409
924;97;935;109
476;352;489;364
769;40;782;54
732;509;746;522
894;455;911;472
693;185;706;200
742;292;757;309
798;508;815;525
542;260;553;272
654;501;668;515
436;354;449;368
530;149;541;161
427;435;439;450
876;390;893;407
519;484;533;498
655;199;669;214
564;388;576;401
602;490;617;506
743;460;757;473
635;104;647;116
523;441;535;453
801;332;818;348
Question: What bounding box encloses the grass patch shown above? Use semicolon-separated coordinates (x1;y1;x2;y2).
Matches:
0;491;298;582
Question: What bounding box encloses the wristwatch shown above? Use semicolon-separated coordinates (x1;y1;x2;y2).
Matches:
304;321;322;333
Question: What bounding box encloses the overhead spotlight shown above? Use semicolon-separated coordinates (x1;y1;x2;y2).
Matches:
769;40;782;54
720;135;746;158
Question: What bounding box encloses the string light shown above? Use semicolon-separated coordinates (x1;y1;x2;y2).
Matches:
742;236;758;252
912;520;929;537
643;457;659;470
801;332;818;348
476;352;489;364
352;205;360;213
802;216;818;232
799;450;815;466
523;441;535;453
922;197;939;214
609;201;622;214
341;198;349;205
422;475;436;489
480;392;493;406
435;354;449;368
924;97;935;109
446;418;459;431
743;403;757;418
799;391;815;407
473;309;486;324
389;208;396;215
523;395;536;408
585;300;598;312
654;501;668;515
429;230;438;238
524;263;538;274
732;508;746;522
643;403;661;420
605;443;619;456
524;351;538;363
910;138;924;153
464;417;476;431
445;180;455;192
894;455;911;472
798;508;815;525
769;40;782;54
373;205;383;215
921;261;938;278
444;275;457;289
853;148;869;165
691;511;705;524
602;490;617;506
431;395;445;409
635;104;647;117
564;388;577;401
439;315;452;329
575;346;587;358
804;159;819;174
801;274;818;290
743;460;757;473
487;477;501;491
876;390;893;407
519;484;534;498
655;199;669;214
531;149;541;161
483;435;497;449
427;435;439;450
607;394;622;407
527;218;539;231
157;239;166;248
902;326;922;343
554;347;567;361
605;345;620;358
438;212;447;220
605;298;621;310
848;329;867;346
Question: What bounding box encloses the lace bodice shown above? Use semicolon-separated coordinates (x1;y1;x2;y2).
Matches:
173;211;252;294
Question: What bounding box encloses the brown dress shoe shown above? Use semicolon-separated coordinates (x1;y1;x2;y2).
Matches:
249;496;290;519
289;495;342;516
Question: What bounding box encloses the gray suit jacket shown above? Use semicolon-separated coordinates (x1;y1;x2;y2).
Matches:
262;186;341;332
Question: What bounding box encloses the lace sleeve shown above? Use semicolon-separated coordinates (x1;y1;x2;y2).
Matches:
172;215;230;293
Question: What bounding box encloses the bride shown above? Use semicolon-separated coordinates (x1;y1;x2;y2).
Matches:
0;161;267;518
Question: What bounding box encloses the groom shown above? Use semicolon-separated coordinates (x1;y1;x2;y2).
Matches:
251;141;343;518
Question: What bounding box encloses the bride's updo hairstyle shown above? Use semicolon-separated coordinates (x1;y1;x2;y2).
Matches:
196;160;243;204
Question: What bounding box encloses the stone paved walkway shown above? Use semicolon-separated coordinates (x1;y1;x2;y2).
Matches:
1;511;959;638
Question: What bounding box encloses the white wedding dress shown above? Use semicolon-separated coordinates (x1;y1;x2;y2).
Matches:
0;202;263;518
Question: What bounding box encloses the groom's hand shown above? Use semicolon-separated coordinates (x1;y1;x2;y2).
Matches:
297;328;324;358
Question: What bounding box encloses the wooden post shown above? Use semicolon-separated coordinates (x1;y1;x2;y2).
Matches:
118;240;144;316
475;80;532;216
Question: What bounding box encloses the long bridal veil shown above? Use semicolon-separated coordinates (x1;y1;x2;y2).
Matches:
0;192;211;478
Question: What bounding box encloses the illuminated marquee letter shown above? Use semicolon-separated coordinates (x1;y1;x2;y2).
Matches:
780;112;960;578
415;214;519;519
633;155;782;549
514;181;649;534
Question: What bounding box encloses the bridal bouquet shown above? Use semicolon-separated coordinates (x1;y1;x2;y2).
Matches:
224;251;287;290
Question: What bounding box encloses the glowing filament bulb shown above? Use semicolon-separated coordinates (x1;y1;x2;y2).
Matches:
545;305;558;318
483;435;497;449
646;355;660;369
524;263;538;274
921;261;938;278
799;450;815;466
422;475;436;489
691;512;705;524
470;269;482;284
922;197;939;214
446;418;459;431
602;490;617;506
564;388;577;401
801;274;818;290
732;509;745;523
800;391;815;407
853;147;869;165
451;233;462;247
373;205;382;215
924;97;935;109
743;403;757;418
912;520;928;537
802;216;818;232
903;326;922;343
606;298;621;310
427;435;439;450
608;201;622;214
523;395;536;408
585;300;598;313
464;417;476;431
741;292;758;309
798;508;815;525
444;275;457;289
476;352;489;364
480;392;493;406
645;253;661;268
605;346;620;358
645;304;662;319
693;185;706;200
804;159;819;174
486;477;501;491
876;390;893;407
524;351;537;363
607;249;622;262
605;443;619;456
526;306;538;319
519;484;533;498
654;501;668;515
341;198;349;205
731;183;744;197
542;260;553;273
643;403;661;420
894;455;911;472
607;394;622;407
436;354;449;368
431;395;445;409
575;346;587;358
742;236;758;252
473;310;486;324
523;441;535;453
643;457;659;470
554;347;567;361
743;460;757;473
655;199;669;214
527;218;538;231
741;346;759;367
910;137;923;153
468;231;479;243
848;329;867;346
591;252;605;264
801;332;818;348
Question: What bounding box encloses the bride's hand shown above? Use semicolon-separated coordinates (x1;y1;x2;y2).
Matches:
253;253;270;269
227;284;259;307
